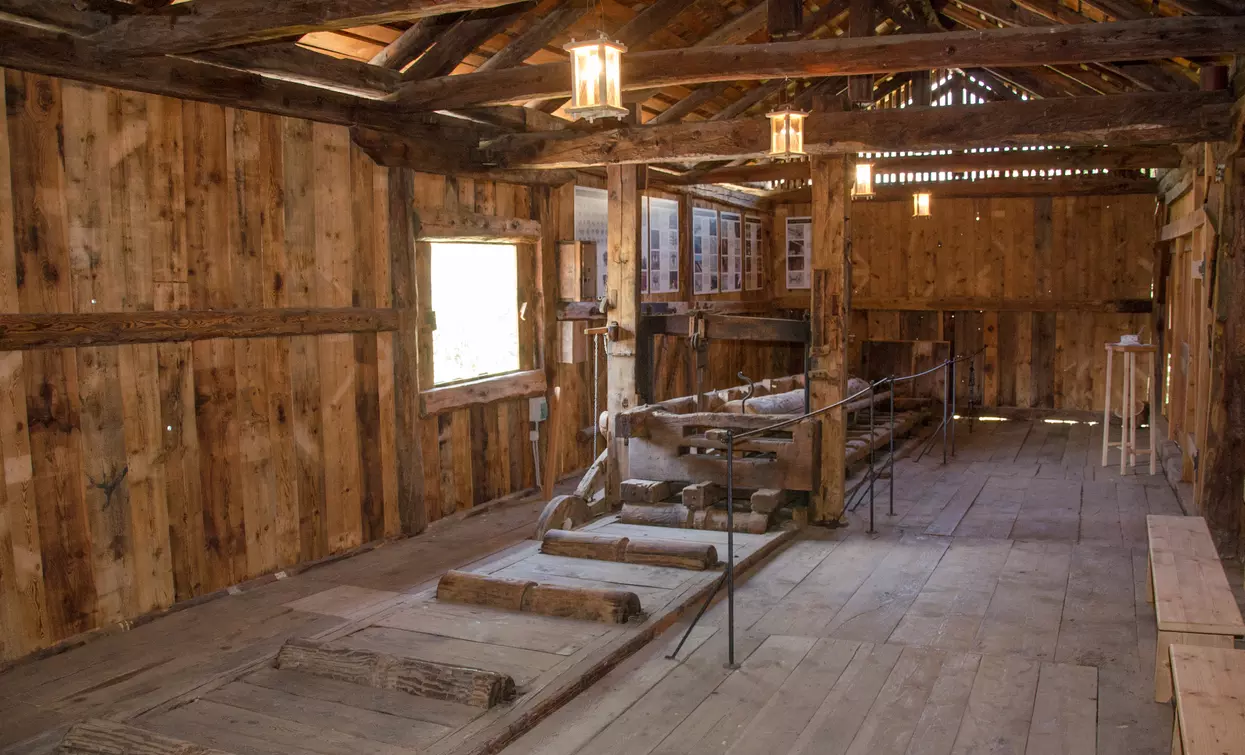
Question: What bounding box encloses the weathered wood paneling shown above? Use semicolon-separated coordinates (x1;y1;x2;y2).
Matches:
775;194;1157;411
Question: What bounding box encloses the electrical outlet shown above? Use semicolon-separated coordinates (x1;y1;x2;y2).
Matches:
529;396;548;422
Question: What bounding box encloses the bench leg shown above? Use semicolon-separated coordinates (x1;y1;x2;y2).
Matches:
1170;706;1182;755
1146;551;1154;604
1154;630;1235;703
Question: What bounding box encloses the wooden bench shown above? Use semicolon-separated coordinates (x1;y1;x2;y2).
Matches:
1147;515;1245;703
1168;644;1245;755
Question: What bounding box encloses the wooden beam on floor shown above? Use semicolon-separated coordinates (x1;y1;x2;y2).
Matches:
58;719;235;755
487;92;1231;168
395;16;1245;109
86;0;536;56
809;155;852;524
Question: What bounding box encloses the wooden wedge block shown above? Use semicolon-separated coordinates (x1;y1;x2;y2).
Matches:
276;637;514;708
750;488;795;514
624;538;718;570
437;570;535;611
520;583;642;624
534;493;590;538
620;478;672;503
541;530;629;561
57;719;233;755
682;481;724;510
619;502;694;528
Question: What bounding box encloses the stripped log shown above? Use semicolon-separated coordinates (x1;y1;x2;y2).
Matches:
534;493;590;538
721;389;804;414
276;637;515;708
620;478;673;503
57;719;233;755
436;570;535;610
540;529;629;561
624;538;718;570
619;502;694;528
693;508;771;534
520;583;642;623
682;481;724;509
750;488;794;514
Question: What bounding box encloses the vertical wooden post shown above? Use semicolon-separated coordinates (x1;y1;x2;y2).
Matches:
911;69;932;107
535;186;560;499
809;155;852;524
848;0;875;106
388;168;426;535
605;164;642;505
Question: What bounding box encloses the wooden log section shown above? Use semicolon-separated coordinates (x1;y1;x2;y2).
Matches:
620;479;673;503
436;570;535;611
397;17;1245;109
275;637;515;708
57;719;233;755
682;481;724;509
694;509;772;535
541;529;719;570
619;502;694;528
520;583;642;624
540;529;629;562
721;389;805;414
750;488;795;515
623;538;718;570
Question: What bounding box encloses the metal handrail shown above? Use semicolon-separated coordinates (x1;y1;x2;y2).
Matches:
667;344;987;667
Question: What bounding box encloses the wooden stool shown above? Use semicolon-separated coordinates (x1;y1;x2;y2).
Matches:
1101;342;1157;475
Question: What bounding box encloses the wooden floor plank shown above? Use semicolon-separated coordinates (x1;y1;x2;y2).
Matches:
972;541;1072;661
786;643;905;755
824;535;950;643
374;600;610;656
889;539;1013;652
1024;662;1097;755
948;654;1041;755
842;648;971;755
925;476;989;537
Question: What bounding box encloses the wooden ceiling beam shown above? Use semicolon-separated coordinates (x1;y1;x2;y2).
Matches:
646;82;733;125
473;0;590;72
402;3;535;80
770;174;1158;202
351;126;576;184
487;91;1232;168
394;16;1245;110
613;0;701;48
86;0;536;56
665;145;1183;185
369;15;463;70
0;20;423;133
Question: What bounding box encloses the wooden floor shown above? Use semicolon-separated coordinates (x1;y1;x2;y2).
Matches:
505;418;1244;755
0;496;550;754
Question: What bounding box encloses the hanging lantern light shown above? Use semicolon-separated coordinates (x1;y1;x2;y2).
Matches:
766;105;808;159
564;34;627;122
853;161;875;198
913;191;932;217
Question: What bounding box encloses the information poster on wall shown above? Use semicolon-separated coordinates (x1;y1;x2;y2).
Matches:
785;216;812;290
692;207;720;294
574;186;609;298
720;211;742;292
744;218;763;291
643;196;680;294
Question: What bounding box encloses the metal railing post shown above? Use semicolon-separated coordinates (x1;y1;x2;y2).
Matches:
950;359;957;457
942;360;949;465
868;381;876;535
725;430;737;669
888;378;896;517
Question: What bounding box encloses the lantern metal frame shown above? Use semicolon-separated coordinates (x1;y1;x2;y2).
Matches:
913;191;933;217
564;34;628;122
766;105;809;160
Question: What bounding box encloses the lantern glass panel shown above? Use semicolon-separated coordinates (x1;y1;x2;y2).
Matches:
913;192;932;216
855;162;874;197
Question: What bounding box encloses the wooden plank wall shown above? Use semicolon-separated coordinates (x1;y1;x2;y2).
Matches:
0;69;408;662
773;194;1156;411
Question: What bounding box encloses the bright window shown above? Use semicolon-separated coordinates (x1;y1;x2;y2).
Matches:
430;242;520;385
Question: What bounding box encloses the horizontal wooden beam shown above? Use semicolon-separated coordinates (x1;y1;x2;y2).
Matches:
774;175;1158;202
0;308;397;351
395;16;1245;110
349;126;574;185
490;92;1232;168
664;145;1183;185
416;209;542;242
558;300;772;320
649;314;810;343
420;368;546;415
849;297;1154;312
0;21;422;133
88;0;533;56
1160;207;1208;241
